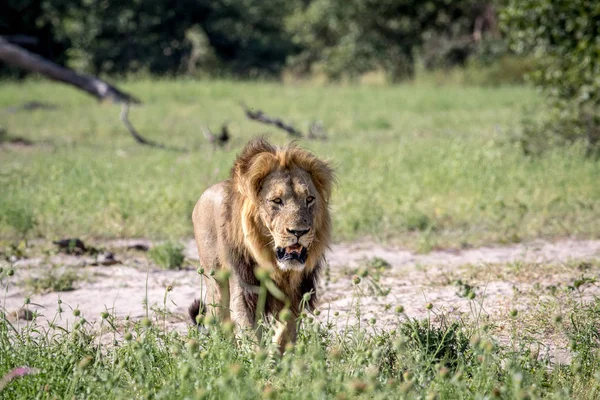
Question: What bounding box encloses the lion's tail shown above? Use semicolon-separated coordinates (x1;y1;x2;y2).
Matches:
188;299;206;325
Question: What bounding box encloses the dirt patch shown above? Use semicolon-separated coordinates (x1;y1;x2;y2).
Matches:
323;238;600;320
3;238;600;361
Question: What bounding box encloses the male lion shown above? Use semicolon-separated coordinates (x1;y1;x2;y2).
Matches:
189;138;333;350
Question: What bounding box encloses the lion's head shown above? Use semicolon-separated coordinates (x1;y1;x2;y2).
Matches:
230;138;333;274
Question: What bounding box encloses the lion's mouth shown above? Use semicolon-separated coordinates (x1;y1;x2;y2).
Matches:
276;244;308;264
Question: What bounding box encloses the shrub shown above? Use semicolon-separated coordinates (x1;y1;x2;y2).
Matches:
149;241;185;270
502;0;600;155
0;203;36;238
399;318;474;374
286;0;493;81
23;267;80;294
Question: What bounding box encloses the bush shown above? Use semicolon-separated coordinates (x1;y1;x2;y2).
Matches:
149;241;185;270
23;267;80;294
0;203;36;238
502;0;600;155
399;318;474;374
285;0;493;81
7;0;296;77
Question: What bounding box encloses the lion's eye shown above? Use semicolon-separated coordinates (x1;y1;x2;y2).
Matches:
271;198;283;205
306;196;315;205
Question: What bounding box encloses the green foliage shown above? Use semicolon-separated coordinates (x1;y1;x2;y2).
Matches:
149;242;185;270
4;260;600;398
22;266;80;294
0;1;70;77
39;0;207;74
0;203;36;238
404;210;434;232
3;0;505;79
453;279;477;298
15;0;298;76
399;317;473;375
565;289;600;376
502;0;600;155
199;0;300;76
415;51;536;87
3;295;600;398
286;0;489;80
365;257;392;271
1;241;29;262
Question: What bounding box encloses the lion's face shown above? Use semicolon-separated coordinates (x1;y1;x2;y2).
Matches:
232;138;333;276
258;167;319;271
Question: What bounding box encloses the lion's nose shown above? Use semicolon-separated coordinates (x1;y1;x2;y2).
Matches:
287;228;310;238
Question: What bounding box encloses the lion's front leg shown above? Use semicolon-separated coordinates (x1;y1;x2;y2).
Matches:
228;275;265;346
273;318;297;353
202;273;231;322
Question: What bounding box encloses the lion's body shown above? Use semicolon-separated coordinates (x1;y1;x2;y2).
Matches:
190;138;333;350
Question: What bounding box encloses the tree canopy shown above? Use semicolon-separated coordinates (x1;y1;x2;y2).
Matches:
503;0;600;154
1;0;498;79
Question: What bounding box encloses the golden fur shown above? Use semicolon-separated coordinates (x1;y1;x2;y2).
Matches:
190;138;333;350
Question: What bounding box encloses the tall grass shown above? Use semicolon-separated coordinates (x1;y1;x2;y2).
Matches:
2;267;600;399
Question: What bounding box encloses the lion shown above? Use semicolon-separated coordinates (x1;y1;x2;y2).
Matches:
189;137;333;351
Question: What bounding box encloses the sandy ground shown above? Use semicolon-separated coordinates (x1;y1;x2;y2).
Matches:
3;238;600;361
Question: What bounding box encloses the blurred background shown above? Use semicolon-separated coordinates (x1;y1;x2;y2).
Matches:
3;4;600;398
0;0;598;246
2;1;519;83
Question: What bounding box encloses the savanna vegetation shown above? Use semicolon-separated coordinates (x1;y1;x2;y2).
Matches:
3;260;600;399
2;0;502;79
2;78;600;398
503;0;600;155
1;80;598;249
2;1;600;399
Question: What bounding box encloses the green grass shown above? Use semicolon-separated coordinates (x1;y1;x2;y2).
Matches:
2;270;600;399
148;241;185;270
21;266;80;294
2;79;600;399
1;79;599;248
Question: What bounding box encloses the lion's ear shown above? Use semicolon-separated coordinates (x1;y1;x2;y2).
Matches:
232;138;276;176
290;150;334;203
232;137;277;198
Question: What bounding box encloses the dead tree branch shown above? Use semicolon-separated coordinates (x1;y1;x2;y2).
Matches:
120;103;159;146
241;102;303;138
120;103;186;151
0;37;139;104
0;37;185;150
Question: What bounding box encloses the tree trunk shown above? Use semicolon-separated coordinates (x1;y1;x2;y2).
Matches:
0;37;139;104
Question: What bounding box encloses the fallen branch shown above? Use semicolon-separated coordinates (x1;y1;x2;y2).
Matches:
0;37;190;150
120;103;186;151
241;102;303;138
52;238;88;254
0;37;139;104
120;103;160;147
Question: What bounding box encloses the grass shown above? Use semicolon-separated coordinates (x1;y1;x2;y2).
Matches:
1;79;598;248
148;241;185;270
2;78;600;399
2;267;600;399
21;266;81;294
